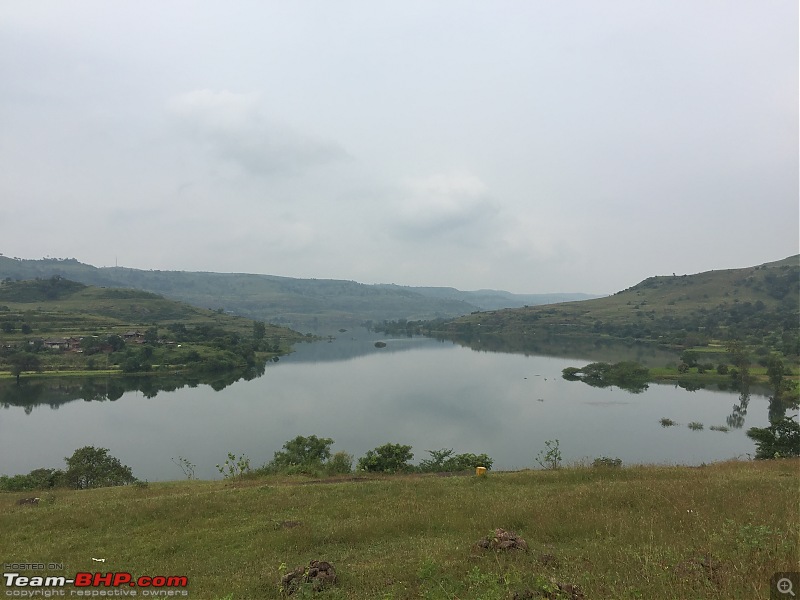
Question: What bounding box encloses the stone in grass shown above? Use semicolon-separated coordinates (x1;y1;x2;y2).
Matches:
475;528;528;551
281;560;337;594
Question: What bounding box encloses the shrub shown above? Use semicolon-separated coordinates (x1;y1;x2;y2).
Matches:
216;452;251;479
270;435;334;470
688;422;704;431
747;416;800;459
418;449;493;473
65;446;136;489
357;443;413;473
0;468;66;492
535;439;562;470
660;418;677;427
325;451;353;475
592;456;623;468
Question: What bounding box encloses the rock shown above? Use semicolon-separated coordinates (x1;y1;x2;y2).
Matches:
281;560;337;595
475;528;528;551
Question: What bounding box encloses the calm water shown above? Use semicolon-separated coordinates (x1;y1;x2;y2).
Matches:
0;332;781;481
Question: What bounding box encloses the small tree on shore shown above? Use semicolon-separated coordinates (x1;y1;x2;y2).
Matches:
64;446;136;489
9;352;42;384
746;416;800;459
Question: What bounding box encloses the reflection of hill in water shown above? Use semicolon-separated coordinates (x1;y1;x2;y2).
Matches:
278;330;445;364
445;332;679;367
0;367;266;413
274;329;685;367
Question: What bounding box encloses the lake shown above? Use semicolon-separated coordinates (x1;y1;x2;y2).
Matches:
0;331;784;481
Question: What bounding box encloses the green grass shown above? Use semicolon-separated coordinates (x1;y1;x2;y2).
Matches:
2;460;797;599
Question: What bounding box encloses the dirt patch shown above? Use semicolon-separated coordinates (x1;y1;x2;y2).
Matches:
673;553;723;586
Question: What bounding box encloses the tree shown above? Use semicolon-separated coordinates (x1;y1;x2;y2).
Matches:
8;352;42;384
357;443;414;473
746;416;800;459
64;446;136;489
253;321;266;341
680;350;699;367
270;435;334;469
766;356;786;394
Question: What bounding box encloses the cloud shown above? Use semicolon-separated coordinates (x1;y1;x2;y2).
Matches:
167;89;349;176
391;171;498;240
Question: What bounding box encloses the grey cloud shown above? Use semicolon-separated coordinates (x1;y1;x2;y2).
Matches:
389;172;500;242
167;89;349;176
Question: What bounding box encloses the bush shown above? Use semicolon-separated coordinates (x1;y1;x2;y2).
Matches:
271;435;333;467
592;456;623;468
325;451;354;475
65;446;136;489
535;439;562;470
418;449;493;473
747;416;800;459
0;468;67;492
357;443;414;473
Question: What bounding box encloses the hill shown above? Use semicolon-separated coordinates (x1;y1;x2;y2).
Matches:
0;256;594;332
435;256;800;354
0;276;308;380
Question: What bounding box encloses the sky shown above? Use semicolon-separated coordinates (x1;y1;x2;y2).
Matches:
1;1;797;295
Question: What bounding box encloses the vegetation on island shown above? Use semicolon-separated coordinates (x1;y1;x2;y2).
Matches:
562;361;650;393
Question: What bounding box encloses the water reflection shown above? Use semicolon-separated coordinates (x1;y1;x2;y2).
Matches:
0;364;268;414
727;388;750;429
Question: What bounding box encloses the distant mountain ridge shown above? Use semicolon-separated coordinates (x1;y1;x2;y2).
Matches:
0;256;597;332
385;285;598;311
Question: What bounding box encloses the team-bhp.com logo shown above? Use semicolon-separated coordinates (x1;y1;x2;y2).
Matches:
3;572;189;597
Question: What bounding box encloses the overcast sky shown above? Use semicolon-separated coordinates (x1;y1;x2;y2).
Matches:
1;1;797;294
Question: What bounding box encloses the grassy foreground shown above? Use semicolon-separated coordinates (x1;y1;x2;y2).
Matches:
2;460;798;599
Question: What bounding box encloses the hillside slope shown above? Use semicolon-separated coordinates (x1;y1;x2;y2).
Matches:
0;277;307;381
436;256;799;352
0;257;593;332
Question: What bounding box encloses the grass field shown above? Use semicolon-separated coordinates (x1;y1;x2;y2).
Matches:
2;460;797;599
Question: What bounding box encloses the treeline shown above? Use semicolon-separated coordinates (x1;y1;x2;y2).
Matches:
1;437;495;492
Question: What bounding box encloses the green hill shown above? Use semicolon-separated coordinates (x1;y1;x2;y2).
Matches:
436;256;799;354
0;277;308;379
0;256;593;332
